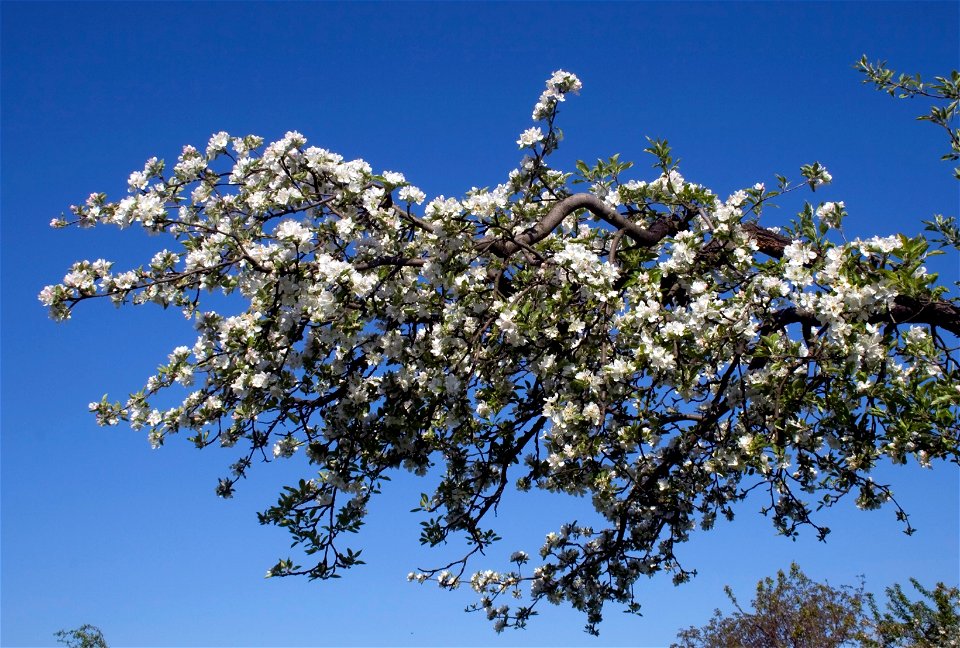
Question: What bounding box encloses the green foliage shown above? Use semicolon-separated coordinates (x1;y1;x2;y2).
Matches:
574;154;635;200
863;579;960;647
643;137;678;173
672;564;867;648
858;56;960;252
857;55;960;178
923;213;960;251
54;624;108;648
673;567;960;648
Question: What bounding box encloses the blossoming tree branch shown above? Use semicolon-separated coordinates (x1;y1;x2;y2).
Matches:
41;65;959;634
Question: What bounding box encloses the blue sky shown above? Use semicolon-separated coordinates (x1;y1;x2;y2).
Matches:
2;2;958;646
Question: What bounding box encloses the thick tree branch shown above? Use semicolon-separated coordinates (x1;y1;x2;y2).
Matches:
479;193;684;258
472;193;791;261
770;296;960;337
741;222;792;259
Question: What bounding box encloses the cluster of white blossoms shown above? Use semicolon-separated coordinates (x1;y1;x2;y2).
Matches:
42;70;958;635
516;127;544;148
816;200;846;229
531;69;582;120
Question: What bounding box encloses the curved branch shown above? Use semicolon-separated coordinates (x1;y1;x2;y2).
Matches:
480;194;684;258
474;193;792;261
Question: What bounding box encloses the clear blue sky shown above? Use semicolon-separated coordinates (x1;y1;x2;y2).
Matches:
2;2;957;646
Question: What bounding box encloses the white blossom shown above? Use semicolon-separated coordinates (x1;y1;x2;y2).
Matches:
398;185;426;204
517;127;544;148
